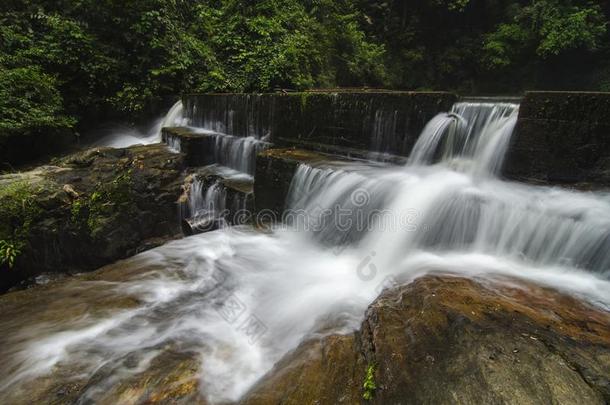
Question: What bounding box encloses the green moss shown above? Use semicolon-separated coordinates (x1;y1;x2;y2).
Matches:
362;363;377;401
299;92;311;111
0;181;42;268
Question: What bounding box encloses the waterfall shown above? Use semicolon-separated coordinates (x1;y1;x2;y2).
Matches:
182;172;252;235
409;102;519;175
160;100;186;132
371;109;399;153
185;95;274;139
183;178;227;219
95;100;186;148
4;100;610;405
211;134;271;175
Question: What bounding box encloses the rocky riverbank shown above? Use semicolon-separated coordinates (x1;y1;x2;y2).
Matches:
0;144;185;291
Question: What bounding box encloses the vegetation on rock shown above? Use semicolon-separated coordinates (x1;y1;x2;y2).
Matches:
0;181;41;268
70;169;136;237
362;363;377;400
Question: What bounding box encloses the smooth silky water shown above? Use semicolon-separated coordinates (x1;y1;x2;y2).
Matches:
2;101;610;403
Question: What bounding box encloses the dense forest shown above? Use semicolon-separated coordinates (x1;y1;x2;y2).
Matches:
1;0;609;134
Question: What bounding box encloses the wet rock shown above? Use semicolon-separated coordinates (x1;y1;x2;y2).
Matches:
0;144;185;291
81;348;205;405
241;335;363;405
0;263;608;404
242;275;610;404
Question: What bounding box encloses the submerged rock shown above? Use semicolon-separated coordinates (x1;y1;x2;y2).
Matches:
0;144;185;291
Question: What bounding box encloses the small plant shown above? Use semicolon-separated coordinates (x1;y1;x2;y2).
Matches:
70;199;83;222
363;363;377;401
0;240;21;268
0;181;42;268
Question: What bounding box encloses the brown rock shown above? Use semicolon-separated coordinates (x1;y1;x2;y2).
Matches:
242;275;610;404
0;144;185;291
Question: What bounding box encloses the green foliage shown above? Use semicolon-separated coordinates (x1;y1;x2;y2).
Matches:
0;180;42;268
362;363;377;400
483;0;607;69
1;0;610;131
0;240;21;268
0;67;75;130
535;3;606;57
70;170;135;237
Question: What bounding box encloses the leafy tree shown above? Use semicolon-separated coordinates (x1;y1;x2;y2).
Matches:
1;0;610;137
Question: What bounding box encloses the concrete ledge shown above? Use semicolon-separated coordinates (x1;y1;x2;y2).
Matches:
179;167;254;233
183;91;457;158
162;127;213;166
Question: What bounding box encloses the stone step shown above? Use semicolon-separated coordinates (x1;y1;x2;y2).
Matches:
254;148;384;219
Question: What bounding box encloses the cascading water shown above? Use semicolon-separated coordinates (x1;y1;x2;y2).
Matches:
211;134;271;175
94;100;186;148
2;100;610;404
409;101;519;175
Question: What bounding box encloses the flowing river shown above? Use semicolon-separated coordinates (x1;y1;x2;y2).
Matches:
1;101;610;403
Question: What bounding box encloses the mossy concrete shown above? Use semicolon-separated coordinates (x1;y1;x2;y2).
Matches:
505;91;610;186
162;127;213;167
183;91;457;158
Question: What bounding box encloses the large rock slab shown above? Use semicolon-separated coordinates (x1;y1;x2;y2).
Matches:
0;261;608;404
0;144;185;290
243;275;610;404
505;91;610;186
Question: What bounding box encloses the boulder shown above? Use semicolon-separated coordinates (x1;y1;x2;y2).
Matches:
242;275;610;404
0;265;608;404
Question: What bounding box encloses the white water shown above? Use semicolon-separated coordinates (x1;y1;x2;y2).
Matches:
94;101;186;148
184;128;271;175
186;178;226;220
212;134;270;175
409;102;519;176
2;101;610;403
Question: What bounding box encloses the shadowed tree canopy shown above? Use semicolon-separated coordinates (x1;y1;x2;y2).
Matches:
0;0;608;131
